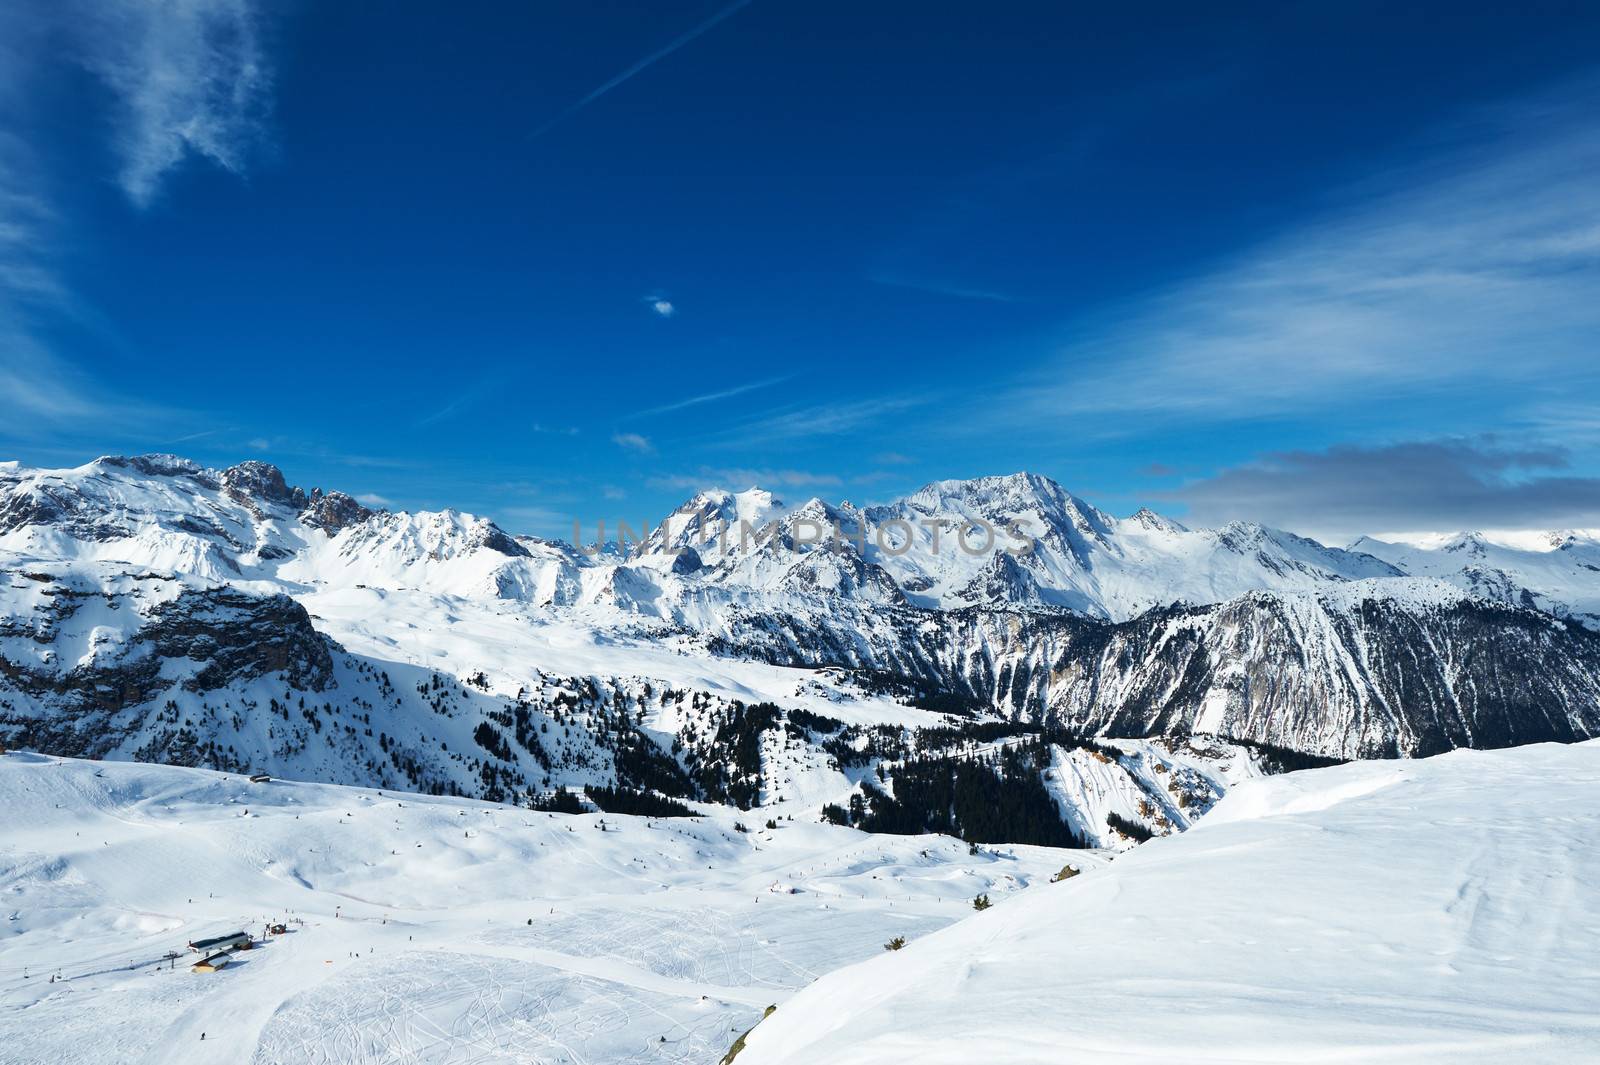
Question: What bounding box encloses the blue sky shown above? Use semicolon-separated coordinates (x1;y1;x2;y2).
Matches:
3;1;1600;542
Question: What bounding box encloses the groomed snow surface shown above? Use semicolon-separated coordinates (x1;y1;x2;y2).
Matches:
0;752;1083;1065
737;740;1600;1065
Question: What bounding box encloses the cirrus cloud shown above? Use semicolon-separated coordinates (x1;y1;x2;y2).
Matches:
1008;81;1600;432
612;431;655;454
73;0;273;208
650;467;843;493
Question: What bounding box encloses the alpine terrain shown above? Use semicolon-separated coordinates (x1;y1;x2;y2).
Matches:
2;454;1597;1063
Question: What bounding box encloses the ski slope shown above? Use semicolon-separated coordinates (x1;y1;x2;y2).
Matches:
736;741;1600;1065
0;752;1086;1065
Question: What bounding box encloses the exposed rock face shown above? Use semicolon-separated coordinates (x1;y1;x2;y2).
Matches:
144;587;335;693
222;460;307;514
0;576;333;759
477;522;531;558
300;489;373;535
100;454;212;480
957;551;1046;608
706;584;1600;758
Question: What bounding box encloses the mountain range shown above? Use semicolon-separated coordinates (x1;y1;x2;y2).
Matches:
2;453;1598;844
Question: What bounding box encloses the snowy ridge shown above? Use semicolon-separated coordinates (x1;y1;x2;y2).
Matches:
4;455;1594;624
1355;529;1600;626
849;473;1406;617
287;510;584;605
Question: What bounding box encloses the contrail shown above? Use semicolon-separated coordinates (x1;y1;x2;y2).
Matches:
625;374;794;419
531;0;755;139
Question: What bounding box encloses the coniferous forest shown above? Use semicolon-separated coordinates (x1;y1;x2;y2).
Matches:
849;743;1087;848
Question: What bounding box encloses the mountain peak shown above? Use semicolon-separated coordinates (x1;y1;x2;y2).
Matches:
913;471;1067;500
222;460;305;511
92;453;209;479
301;489;373;535
1125;507;1188;535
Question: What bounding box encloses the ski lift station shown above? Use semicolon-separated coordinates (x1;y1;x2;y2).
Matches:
187;931;251;954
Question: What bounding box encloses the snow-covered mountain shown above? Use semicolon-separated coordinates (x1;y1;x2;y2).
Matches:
1353;528;1600;626
620;472;1409;620
854;473;1406;616
2;452;1598;830
8;455;1594;625
0;455;342;581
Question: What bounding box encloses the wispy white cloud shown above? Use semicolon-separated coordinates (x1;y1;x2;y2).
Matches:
1009;84;1600;426
530;0;754;139
0;1;273;453
647;296;676;318
417;394;472;427
612;431;655;454
0;149;149;440
417;378;509;428
717;394;930;444
650;467;842;493
625;374;792;419
354;492;393;507
74;0;273;208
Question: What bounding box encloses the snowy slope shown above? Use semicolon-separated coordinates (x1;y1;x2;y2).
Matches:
736;740;1600;1065
0;752;1086;1065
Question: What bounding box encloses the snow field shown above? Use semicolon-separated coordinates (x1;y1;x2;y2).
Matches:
0;752;1085;1064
